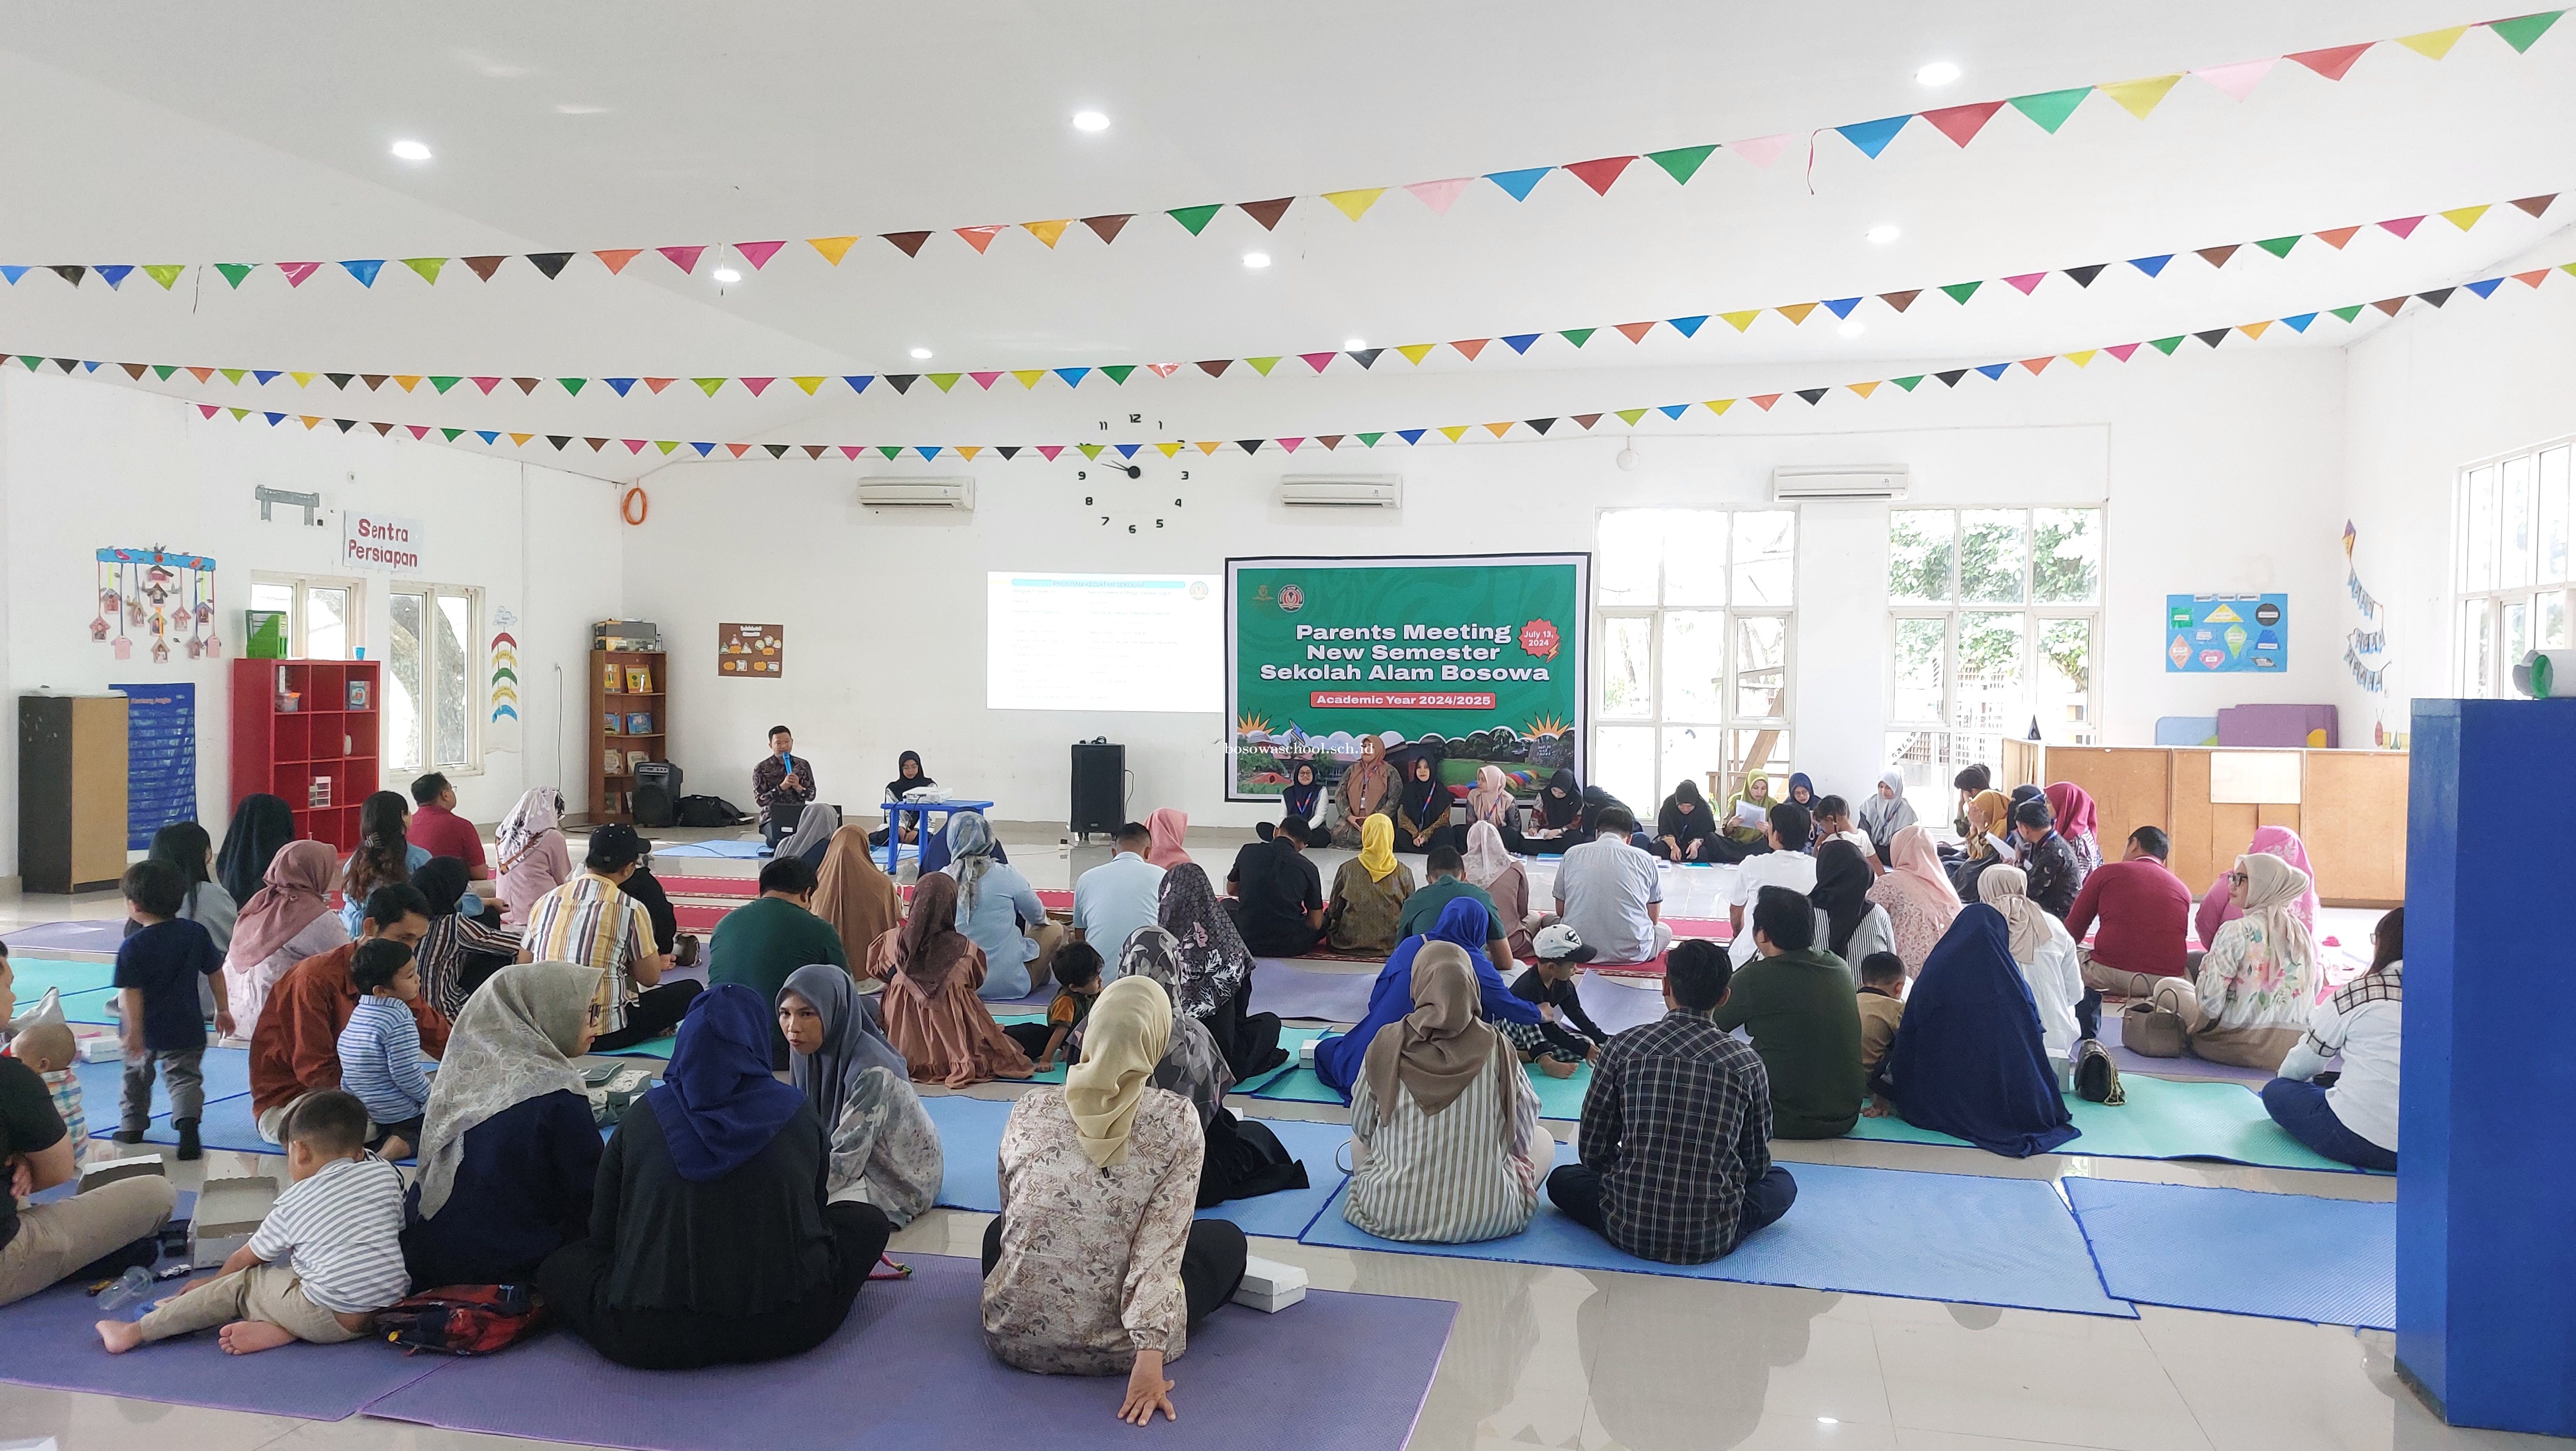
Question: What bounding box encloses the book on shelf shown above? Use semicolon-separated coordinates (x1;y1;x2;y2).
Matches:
625;749;652;775
347;679;370;710
625;712;654;736
602;660;621;692
625;665;653;694
603;711;621;734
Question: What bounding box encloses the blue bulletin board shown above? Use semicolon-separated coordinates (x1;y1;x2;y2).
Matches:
110;681;197;849
2165;595;2288;673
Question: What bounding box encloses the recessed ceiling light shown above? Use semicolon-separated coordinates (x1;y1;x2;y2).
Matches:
1817;1418;1841;1426
1915;61;1960;87
389;139;432;162
1243;252;1271;269
1866;224;1902;245
1344;338;1368;350
1072;110;1110;132
909;347;933;360
711;266;742;284
554;103;609;116
1838;320;1866;338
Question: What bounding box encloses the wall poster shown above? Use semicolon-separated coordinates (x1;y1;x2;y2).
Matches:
2167;593;2288;673
719;622;784;678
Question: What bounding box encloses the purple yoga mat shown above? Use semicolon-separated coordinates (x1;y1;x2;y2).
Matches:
1250;959;1376;1021
2098;1009;2274;1086
2;920;127;954
360;1253;1455;1451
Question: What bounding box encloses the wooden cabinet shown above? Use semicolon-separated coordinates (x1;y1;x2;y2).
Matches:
18;694;129;893
588;649;667;825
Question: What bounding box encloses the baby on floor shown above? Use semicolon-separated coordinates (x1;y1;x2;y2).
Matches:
6;1021;86;1170
99;1089;407;1356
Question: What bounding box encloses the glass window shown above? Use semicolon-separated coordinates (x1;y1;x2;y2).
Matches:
2032;508;2102;603
387;585;480;775
1600;616;1653;719
1597;511;1662;606
1731;511;1795;607
2544;590;2570;651
1889;510;1954;603
1661;512;1730;606
2455;443;2576;694
388;593;425;772
2467;466;2499;593
2504;455;2535;589
2036;618;2095;735
2541;446;2570;585
435;595;472;768
248;574;364;661
1733;616;1789;719
1595;508;1795;806
1891;618;1946;724
305;587;349;661
1595;726;1656;817
1889;508;2101;795
1660;612;1728;721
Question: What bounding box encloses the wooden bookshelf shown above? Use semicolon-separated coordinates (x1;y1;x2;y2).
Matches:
229;658;382;851
589;649;667;825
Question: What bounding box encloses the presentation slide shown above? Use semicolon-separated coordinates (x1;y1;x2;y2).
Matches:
987;572;1223;712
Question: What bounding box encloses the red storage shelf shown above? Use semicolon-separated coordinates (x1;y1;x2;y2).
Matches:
230;657;382;853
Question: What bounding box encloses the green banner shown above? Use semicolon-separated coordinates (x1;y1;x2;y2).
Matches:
1226;553;1588;801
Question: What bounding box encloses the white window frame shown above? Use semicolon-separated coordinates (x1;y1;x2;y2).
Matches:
1886;507;2104;807
386;582;485;777
1589;507;1797;811
2453;437;2574;698
247;571;367;661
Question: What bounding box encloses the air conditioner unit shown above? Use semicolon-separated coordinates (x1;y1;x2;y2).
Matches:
1278;474;1402;509
855;476;975;511
1769;464;1909;501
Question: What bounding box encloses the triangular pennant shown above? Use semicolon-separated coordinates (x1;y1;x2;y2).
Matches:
1849;381;1881;398
1320;188;1385;220
2194;59;2277;100
371;423;395;436
881;232;932;257
805;236;858;266
2487;11;2563;53
1114;444;1141;459
657;245;706;274
2255;235;2301;259
2065;264;2108;288
1081;214;1133;244
1973;363;2009;379
1795;388;1828;404
914;447;941;461
2007;87;2092;133
1748;395;1780;411
1404;178;1473;215
1052;367;1091;388
1195;441;1223;455
968;372;1001;390
1484;168;1552;201
1299;352;1336;373
656;440;680;455
559;377;588;396
1396;344;1438;366
94;265;133;290
1729;134;1793;168
1614;322;1657;343
1168;204;1223;235
843;376;875;393
2096;74;2183;119
274;262;319;287
740;377;777;396
803;445;827;459
1834;115;1912;158
1702;400;1734;416
543;434;571;449
1000;447;1026;460
118;362;145;379
511;377;542;395
1346;349;1382;369
1643;144;1718;184
524;252;572;279
596;439;617;453
1237;440;1266;454
1101;364;1138;383
2238;320;2273;340
1021;220;1071;249
1277;439;1305;453
462;255;507;281
1077;444;1105;460
1243;357;1281;376
2289;43;2374;80
214;262;253;289
325;372;354;389
956;446;982;461
1940;280;1983;304
154;364;179;380
1038;446;1066;461
1822;297;1863;319
2017;357;2053;375
791;376;826;395
2196;244;2240;267
401;257;448;284
2394;25;2470;58
1451;338;1491;360
1878;290;1921;312
1615;409;1648;425
2441;204;2490;230
1667;314;1709;337
1657;404;1689;420
734;240;787;269
2418;287;2456;308
2149;337;2184;354
1197;359;1232;377
1563;155;1638;194
1572;413;1603;429
197;403;219;418
1719;310;1762;331
2513;269;2554;286
594;248;643;274
142;264;186;290
953;225;1006;254
1920;100;2006;147
1524;418;1557;435
1315;435;1344;450
1502;333;1542;353
1237;198;1294;230
292;372;320;387
2378;215;2425;238
602;377;636;396
2511;193;2560;217
2280;313;2319;332
2128;254;2173;277
2194;328;2231;347
2463;279;2504;298
1154;443;1183;457
1146;363;1180;378
692;377;726;397
2105;343;2142;362
2004;272;2047;295
2315;226;2363;250
1777;303;1819;324
1013;370;1046;388
884;374;917;394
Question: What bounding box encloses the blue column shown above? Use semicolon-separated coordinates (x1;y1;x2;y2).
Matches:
2397;698;2576;1436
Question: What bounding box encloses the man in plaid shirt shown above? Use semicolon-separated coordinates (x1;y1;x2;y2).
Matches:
1546;938;1797;1264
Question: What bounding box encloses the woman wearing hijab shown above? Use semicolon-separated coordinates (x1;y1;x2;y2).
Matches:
409;856;523;1019
1975;866;2084;1063
1315;898;1543;1096
982;977;1248;1424
1144;809;1191;869
1856;771;1919;866
1331;735;1398;848
1785;773;1818;812
774;801;842;872
1158;863;1286;1081
813;825;904;961
1277;762;1333;848
1872;905;2079;1157
2043;782;2104;878
1525;767;1585;854
1949;788;2015;898
1117;929;1309;1207
1456;765;1525;853
777;964;940;1227
1326;815;1417;955
216;793;296;912
402;963;604;1288
1808;840;1895;965
1652;779;1721;863
862;873;1034;1087
1342;942;1553;1244
495;788;571;928
870;751;936;848
1870;824;1964;977
1721;771;1777;849
537;986;895;1370
1462;821;1534;959
942;810;1062;1000
222;840;349;1041
2146;853;2318;1070
1395;754;1451;852
2195;825;2319;957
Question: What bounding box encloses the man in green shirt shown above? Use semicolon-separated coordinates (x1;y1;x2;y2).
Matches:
1393;846;1514;975
1712;885;1865;1138
707;856;848;1068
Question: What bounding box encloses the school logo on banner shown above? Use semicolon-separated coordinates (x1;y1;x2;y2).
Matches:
1277;584;1305;612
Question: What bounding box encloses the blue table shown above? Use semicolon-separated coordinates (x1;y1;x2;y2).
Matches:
880;798;993;873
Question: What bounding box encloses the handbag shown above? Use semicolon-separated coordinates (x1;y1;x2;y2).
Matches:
2121;998;2187;1059
2072;1038;2126;1104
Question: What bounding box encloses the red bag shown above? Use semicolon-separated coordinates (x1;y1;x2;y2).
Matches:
376;1283;547;1355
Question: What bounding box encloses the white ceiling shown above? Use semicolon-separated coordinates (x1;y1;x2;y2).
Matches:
0;1;2568;478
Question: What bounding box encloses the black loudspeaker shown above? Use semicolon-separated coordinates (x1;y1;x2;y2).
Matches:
1070;742;1124;841
632;761;681;828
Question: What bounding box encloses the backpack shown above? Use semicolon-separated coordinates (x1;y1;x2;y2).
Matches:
675;794;748;828
376;1283;547;1356
2072;1038;2125;1105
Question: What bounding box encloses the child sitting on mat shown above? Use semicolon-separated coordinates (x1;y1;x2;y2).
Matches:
99;1090;407;1356
1008;942;1105;1073
6;1021;86;1170
1504;922;1612;1077
334;939;435;1161
1856;952;1906;1094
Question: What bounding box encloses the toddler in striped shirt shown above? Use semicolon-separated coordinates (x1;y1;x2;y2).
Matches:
335;939;435;1161
100;1090;409;1355
6;1021;86;1170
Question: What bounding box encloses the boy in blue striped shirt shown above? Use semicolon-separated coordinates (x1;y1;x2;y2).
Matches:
334;940;433;1160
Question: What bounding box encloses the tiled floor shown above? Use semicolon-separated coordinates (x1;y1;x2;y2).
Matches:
6;828;2533;1451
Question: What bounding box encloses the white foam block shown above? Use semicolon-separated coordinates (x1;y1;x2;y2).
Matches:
1231;1254;1307;1313
1299;1036;1319;1067
78;1152;165;1191
77;1037;125;1063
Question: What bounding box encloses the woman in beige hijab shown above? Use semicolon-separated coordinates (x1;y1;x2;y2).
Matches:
2147;851;2318;1070
1341;942;1553;1244
982;976;1249;1426
812;825;902;962
1975;866;2083;1063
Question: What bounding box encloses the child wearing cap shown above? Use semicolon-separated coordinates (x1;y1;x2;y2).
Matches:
1504;922;1613;1077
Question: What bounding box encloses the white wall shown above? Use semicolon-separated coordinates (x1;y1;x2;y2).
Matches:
620;346;2348;830
0;373;623;878
2341;244;2576;745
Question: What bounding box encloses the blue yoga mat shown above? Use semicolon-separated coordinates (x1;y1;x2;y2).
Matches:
91;1091;270;1154
1;920;129;955
1846;1074;2373;1173
921;1093;1350;1239
2065;1176;2394;1328
70;1045;255;1114
1252;1051;1593;1119
57;988;120;1025
1301;1145;2136;1318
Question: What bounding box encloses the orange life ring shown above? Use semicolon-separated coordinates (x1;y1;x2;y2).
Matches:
621;486;649;525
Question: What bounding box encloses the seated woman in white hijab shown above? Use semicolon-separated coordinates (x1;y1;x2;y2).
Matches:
1855;771;1919;868
773;802;842;873
944;810;1065;1000
1975;866;2084;1065
1341;942;1554;1245
1462;821;1535;960
983;976;1248;1426
2140;853;2318;1071
777;963;940;1228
